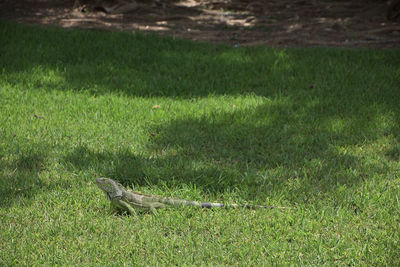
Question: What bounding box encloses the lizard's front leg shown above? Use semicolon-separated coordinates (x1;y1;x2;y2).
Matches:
118;200;137;215
149;205;158;215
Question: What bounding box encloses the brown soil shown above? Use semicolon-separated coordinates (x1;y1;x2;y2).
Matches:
1;0;400;48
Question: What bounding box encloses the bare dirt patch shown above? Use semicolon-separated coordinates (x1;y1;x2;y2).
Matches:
1;0;400;48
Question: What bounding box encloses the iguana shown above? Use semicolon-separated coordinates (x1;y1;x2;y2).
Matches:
96;177;286;214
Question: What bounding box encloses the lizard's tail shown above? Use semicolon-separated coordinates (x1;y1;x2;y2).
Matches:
158;198;286;209
199;202;286;209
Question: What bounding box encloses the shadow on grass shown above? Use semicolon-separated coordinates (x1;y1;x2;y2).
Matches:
2;22;399;133
0;150;45;208
62;96;391;204
1;21;399;98
64;146;365;204
1;22;399;205
0;145;71;208
2;22;399;125
146;101;387;203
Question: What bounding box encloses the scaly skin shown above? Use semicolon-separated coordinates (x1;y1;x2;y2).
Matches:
96;177;285;214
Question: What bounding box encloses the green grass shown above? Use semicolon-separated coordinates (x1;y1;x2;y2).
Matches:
0;21;399;265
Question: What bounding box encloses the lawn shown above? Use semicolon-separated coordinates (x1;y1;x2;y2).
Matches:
0;21;399;265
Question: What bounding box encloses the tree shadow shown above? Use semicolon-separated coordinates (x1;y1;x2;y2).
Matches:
0;144;72;208
62;93;394;205
2;21;399;112
1;22;399;205
146;99;392;201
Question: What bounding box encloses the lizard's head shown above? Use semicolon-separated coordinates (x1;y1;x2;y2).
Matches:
95;177;123;200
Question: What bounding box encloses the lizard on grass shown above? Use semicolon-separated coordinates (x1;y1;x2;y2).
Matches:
96;177;286;214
